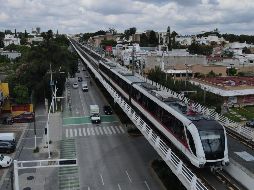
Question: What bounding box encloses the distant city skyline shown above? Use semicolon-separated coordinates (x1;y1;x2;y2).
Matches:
0;0;253;35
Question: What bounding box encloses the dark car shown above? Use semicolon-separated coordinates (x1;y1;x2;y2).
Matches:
12;112;35;123
0;117;13;125
78;77;83;82
0;141;15;154
103;105;113;115
77;70;80;73
246;119;254;128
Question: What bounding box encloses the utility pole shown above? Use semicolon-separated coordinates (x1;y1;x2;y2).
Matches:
132;44;135;75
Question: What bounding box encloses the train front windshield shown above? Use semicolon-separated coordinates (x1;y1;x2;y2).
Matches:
199;130;225;160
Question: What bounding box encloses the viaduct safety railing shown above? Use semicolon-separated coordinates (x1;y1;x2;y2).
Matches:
79;40;254;141
136;75;254;141
70;39;208;190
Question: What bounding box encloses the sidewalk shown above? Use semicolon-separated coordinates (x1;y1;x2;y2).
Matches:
14;104;62;190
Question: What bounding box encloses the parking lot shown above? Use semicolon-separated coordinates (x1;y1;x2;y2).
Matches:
0;123;27;188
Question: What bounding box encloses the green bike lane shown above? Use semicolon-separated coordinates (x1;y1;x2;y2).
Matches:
63;115;118;126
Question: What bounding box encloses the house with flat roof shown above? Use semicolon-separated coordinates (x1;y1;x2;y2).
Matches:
3;34;20;47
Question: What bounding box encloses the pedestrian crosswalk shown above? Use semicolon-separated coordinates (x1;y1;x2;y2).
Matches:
65;125;125;138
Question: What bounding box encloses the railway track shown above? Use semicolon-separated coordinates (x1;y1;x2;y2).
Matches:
71;39;248;190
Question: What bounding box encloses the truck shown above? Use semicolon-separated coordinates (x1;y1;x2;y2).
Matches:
90;105;101;124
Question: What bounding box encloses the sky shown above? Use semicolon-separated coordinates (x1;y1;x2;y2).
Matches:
0;0;253;35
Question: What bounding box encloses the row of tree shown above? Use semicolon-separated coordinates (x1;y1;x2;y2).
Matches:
147;67;223;112
3;31;78;104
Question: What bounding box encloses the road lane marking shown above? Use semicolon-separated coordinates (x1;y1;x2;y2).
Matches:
79;128;82;136
103;127;108;135
144;181;151;190
94;127;100;135
70;129;73;137
87;128;90;136
100;174;104;186
74;129;77;136
99;127;104;135
125;170;132;183
83;128;86;136
110;126;116;134
118;184;122;190
23;137;43;139
119;126;125;133
91;128;95;135
115;127;121;134
66;129;69;138
106;127;112;135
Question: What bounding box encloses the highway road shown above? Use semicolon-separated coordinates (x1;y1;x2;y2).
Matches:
63;66;163;190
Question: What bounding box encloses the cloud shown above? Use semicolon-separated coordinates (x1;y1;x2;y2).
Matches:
0;0;253;35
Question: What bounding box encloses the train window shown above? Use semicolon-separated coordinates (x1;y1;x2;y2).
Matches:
187;130;197;156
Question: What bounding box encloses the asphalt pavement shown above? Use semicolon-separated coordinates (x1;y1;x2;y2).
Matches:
63;67;163;190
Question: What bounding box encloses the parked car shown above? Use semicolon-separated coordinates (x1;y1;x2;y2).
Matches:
72;82;78;89
0;154;12;168
0;117;13;125
0;133;16;145
78;77;83;82
0;141;16;154
82;67;86;71
246;119;254;128
12;112;34;123
103;105;113;115
77;70;80;73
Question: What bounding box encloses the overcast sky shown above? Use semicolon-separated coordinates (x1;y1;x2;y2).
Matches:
0;0;253;35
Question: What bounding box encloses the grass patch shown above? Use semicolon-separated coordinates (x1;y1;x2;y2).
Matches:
151;159;186;190
223;113;241;122
232;107;254;120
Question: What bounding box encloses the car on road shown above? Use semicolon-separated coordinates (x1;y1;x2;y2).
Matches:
78;77;83;82
246;119;254;128
12;112;34;123
0;141;16;154
0;154;12;168
72;82;78;89
103;105;113;115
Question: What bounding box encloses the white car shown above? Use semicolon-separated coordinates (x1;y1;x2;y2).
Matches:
72;83;78;89
0;154;12;168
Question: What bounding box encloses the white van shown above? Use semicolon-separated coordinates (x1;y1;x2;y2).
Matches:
82;82;88;92
0;133;16;144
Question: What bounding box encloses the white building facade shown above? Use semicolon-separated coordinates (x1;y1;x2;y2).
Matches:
3;34;20;47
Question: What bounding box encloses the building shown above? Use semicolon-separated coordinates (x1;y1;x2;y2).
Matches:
191;77;254;107
3;34;20;47
88;33;121;47
0;50;21;60
196;35;227;45
175;36;193;46
27;36;43;44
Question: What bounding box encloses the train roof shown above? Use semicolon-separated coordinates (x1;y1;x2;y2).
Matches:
100;60;219;125
192;119;224;131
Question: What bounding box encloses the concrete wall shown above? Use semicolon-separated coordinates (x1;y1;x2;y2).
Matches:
145;55;207;71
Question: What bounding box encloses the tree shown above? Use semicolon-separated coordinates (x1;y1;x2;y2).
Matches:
124;27;136;40
13;85;29;104
243;47;251;54
167;26;171;50
140;33;149;47
228;67;237;76
148;30;158;47
188;42;213;56
108;28;117;35
207;70;216;77
100;39;117;47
